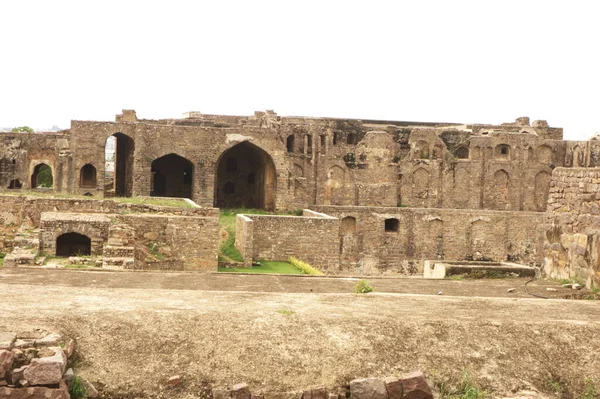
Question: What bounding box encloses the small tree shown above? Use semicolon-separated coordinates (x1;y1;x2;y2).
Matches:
11;126;34;133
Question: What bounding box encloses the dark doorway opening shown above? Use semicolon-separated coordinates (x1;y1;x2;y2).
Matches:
80;164;97;187
215;142;276;210
151;153;194;198
56;232;91;257
105;133;134;197
8;179;22;189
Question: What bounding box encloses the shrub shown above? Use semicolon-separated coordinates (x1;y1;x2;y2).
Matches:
354;280;373;294
288;257;324;275
70;376;88;399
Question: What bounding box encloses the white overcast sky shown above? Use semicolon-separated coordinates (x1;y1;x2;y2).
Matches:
1;1;598;140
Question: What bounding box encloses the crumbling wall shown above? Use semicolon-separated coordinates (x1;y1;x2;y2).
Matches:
544;167;600;287
312;205;543;275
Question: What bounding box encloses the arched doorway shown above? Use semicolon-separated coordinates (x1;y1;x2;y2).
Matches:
105;133;134;197
31;164;53;188
56;232;91;257
151;153;194;198
215;141;276;210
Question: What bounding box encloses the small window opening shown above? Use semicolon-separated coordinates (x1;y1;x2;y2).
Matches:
385;218;399;232
500;146;508;155
333;132;339;145
455;147;469;159
320;134;326;148
306;135;313;153
286;135;294;153
347;133;357;145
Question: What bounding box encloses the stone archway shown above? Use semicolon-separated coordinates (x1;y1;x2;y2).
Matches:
31;163;53;188
215;141;276;210
151;153;194;199
56;232;91;257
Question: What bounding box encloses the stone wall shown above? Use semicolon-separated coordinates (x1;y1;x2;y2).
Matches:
544;167;600;287
119;214;219;271
312;205;543;275
2;112;573;214
235;210;340;271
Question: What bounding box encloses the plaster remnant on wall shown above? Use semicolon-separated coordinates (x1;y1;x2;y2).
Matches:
226;134;254;144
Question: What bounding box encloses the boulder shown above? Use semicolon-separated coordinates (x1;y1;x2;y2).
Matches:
0;333;16;350
213;388;231;399
0;350;14;380
232;383;251;399
400;372;433;399
23;347;67;386
350;378;387;399
383;377;403;399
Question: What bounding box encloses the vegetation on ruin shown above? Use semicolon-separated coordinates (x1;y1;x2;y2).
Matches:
289;256;324;275
70;376;88;399
218;261;302;274
64;263;91;269
0;253;5;267
448;270;519;279
354;279;373;294
112;197;195;208
146;241;166;261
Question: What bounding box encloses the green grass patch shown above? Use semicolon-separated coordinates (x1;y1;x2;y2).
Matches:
0;253;5;267
219;260;304;274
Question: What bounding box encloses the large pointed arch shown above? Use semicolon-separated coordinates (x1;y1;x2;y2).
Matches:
214;141;277;210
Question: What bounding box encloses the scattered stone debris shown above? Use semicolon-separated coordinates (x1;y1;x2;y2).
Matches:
546;288;558;292
0;330;95;399
507;288;516;293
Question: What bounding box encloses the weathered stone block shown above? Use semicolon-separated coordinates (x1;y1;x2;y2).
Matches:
22;348;66;386
400;371;433;399
383;377;403;399
350;378;387;399
0;350;15;379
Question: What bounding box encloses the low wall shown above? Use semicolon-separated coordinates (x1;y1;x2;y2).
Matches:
235;210;340;271
121;214;219;271
312;205;543;275
40;212;111;256
0;194;218;227
544;168;600;287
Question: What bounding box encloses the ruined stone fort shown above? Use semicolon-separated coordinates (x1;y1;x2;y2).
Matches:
1;110;598;287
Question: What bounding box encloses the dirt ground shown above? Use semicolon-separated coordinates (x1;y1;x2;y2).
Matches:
1;268;599;399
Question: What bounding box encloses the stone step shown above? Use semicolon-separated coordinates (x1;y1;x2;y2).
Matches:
3;252;36;267
102;245;135;258
102;257;135;268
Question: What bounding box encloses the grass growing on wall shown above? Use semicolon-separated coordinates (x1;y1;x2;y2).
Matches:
0;253;5;267
218;260;303;274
